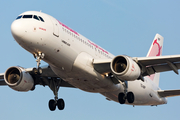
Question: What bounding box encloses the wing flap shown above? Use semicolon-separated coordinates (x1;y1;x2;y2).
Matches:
143;63;180;76
158;90;180;97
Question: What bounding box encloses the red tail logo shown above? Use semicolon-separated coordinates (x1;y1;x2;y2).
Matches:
148;39;162;57
148;39;162;81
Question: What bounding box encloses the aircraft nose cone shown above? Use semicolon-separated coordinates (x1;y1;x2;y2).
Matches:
11;20;26;39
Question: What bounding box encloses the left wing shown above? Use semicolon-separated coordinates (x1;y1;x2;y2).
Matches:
158;89;180;97
0;73;6;85
93;54;180;77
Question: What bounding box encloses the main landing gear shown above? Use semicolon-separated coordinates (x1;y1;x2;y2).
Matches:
48;78;65;111
118;81;135;104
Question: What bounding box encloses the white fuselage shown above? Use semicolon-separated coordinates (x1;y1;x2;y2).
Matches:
11;11;167;106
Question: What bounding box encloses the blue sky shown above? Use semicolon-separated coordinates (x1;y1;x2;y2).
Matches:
0;0;180;120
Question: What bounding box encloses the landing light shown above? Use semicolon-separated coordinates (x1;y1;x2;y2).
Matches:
105;73;109;77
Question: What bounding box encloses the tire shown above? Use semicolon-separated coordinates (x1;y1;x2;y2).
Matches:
33;68;38;74
32;67;42;75
49;99;56;111
57;99;65;110
37;67;43;75
118;93;126;104
127;92;134;103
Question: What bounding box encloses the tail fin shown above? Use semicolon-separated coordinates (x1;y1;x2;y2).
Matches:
146;34;164;86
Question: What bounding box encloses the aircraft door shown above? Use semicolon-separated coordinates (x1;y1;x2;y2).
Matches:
49;17;59;37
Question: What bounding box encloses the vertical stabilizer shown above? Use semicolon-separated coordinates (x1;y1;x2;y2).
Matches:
146;34;164;86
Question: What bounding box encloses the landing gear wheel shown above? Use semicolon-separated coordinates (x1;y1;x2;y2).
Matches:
57;99;65;110
49;99;56;111
37;67;42;75
118;93;126;104
33;67;42;75
33;68;38;74
46;78;65;111
127;92;134;103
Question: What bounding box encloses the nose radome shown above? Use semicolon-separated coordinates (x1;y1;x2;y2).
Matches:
11;20;26;39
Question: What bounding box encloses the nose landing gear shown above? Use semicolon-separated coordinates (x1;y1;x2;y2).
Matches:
33;52;45;75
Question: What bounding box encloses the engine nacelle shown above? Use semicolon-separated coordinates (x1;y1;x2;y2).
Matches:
110;55;141;81
4;66;34;92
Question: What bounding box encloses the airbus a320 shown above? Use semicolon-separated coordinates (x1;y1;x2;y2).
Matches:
1;11;180;111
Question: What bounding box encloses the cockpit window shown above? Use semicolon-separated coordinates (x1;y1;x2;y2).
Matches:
16;14;45;22
23;15;33;18
16;15;22;20
39;16;45;22
33;15;40;21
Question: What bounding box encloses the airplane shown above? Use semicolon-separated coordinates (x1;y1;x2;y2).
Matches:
1;11;180;111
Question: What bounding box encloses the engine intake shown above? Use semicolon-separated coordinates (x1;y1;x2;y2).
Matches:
110;55;141;81
4;66;34;92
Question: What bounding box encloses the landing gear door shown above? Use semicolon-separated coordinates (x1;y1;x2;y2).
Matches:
49;17;59;37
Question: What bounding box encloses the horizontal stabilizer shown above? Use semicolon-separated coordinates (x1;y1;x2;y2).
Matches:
158;89;180;97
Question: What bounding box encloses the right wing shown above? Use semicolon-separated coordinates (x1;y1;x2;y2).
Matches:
0;65;75;88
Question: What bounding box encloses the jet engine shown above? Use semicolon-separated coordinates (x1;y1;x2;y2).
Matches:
4;66;34;92
110;55;141;81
